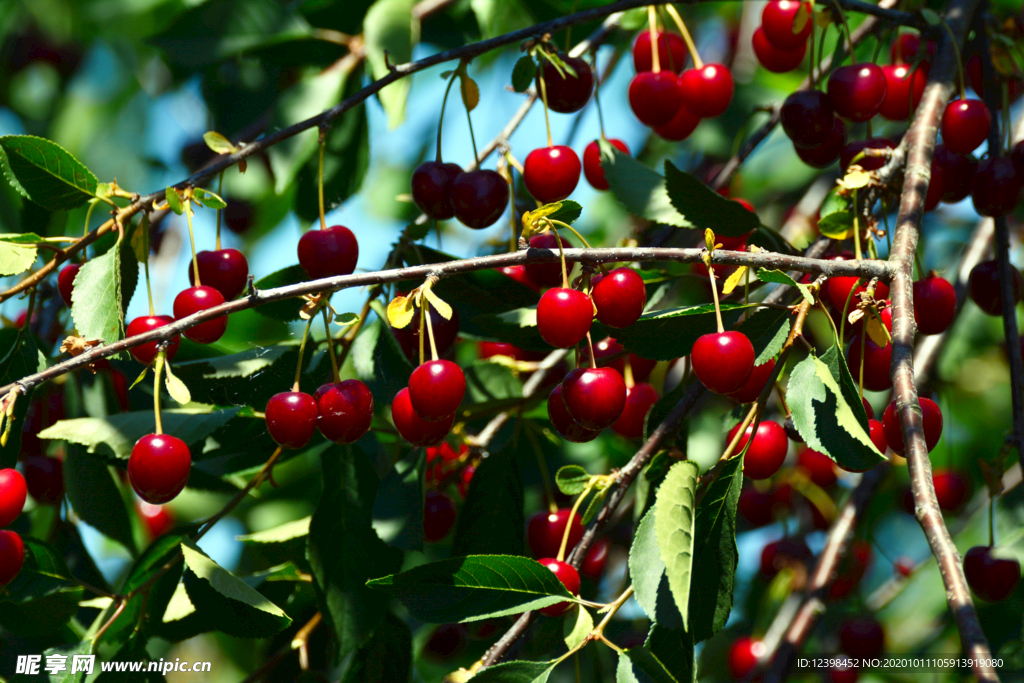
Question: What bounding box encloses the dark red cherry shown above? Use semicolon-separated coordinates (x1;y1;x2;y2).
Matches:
679;64;733;118
524;146;581;204
653;103;701;141
137;501;174;540
633;31;688;74
846;335;891;391
890;33;933;66
128;434;191;504
173;286;227;344
691;331;755;395
869;419;887;453
265;391;318;449
127;315;180;365
628;71;684;127
739;486;775;527
499;265;541;292
409;360;465;421
828;660;860;683
0;469;27;527
188;249;249;300
728;359;776;404
478;342;544;362
882;397;942;454
611;383;659;439
561;367;627;430
839;617;885;659
222;199;254;234
968;260;1023;315
972;157;1023;218
828;64;888;122
761;0;813;49
526;233;571;289
879;64;926;120
538;55;594;114
581;537;610;580
391;387;453;447
827;276;890;314
592;268;646;328
528;508;584;559
924;157;945;211
0;530;25;587
537;288;593;348
411;161;463;219
781;90;835;149
760;537;812;578
964;546;1021;602
932;469;969;512
583;337;657;383
393;306;460;362
537;558;580;616
582;138;629;190
1014;139;1024;173
795;117;847;168
797;447;836;487
313;380;373;444
933;144;977;203
57;263;79;307
297;225;359;280
913;275;956;335
840;137;896;171
450;170;509;229
967;53;1024;103
752;27;806;73
23;455;64;505
548;384;601;443
423;623;468;660
829;540;871;599
424;491;457;543
941;98;991;154
728;637;765;679
728;420;788;480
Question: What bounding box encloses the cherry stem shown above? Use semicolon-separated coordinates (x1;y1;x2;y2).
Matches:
647;6;661;73
184;201;201;287
436;70;459;162
503;154;516;253
563;0;579;51
808;16;816;82
322;306;340;384
585;332;597;370
989;497;995;547
552;226;569;289
538;66;555;149
551;220;593;249
707;259;725;333
317;129;328;231
464;82;481;165
82;200;98;263
293;314;315;392
623;355;634;389
418;302;427;367
424;298;440;361
938;17;967;100
215;172;224;250
557;482;592;561
153;350;165;435
852;189;862;259
141;215;155;317
830;0;855;64
523;423;558;513
664;4;701;70
590;52;607;141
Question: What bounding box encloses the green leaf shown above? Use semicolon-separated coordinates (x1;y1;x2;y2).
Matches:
452;450;525;557
0;331;45;467
0;232;45;244
0;240;36;276
112;533;186;645
466;660;557;682
170;344;297;407
617;647;680;683
351;308;414;403
611;302;752;361
664;161;760;237
340;612;412;683
193;187;227;210
372;450;424;551
164;187;184;214
64;449;135;554
555;464;591;495
181;540;288;619
0;135;98;210
364;0;419;128
563;605;594;650
203;131;237;155
646;625;695;683
600;141;690;227
238;516;310;544
163;361;191;405
252;265;306;321
629;506;681;629
546;199;582;225
756;268;813;304
70;239;129;347
635;452;673;521
0;539;84;637
817;210;855;239
366;555;576;623
512;55;537;92
736;306;792;366
655;460;699;631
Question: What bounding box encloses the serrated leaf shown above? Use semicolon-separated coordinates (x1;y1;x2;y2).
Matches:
555;464;590;495
460;71;480;112
600;141;690;227
203;131;237;154
64;449;135;554
164;361;191;405
617;647;680;683
664;161;761;237
364;0;418;128
756;268;813;304
0;240;36;276
610;302;753;360
721;265;748;295
0;135;98;210
238;516;310;544
340;612;411;683
387;295;416;329
563;605;593;650
70;239;126;346
452;450;525;557
629;507;681;629
646;625;694;682
0;538;84;637
655;460;699;631
512;55;537;92
165;187;184;214
423;286;453;321
469;660;557;683
548;199;582;225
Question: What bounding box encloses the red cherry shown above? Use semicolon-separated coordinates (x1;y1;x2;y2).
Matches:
941;99;991;154
827;63;887;122
890;33;933;66
409;360;465;421
265;391;318;449
23;455;64;505
760;538;812;578
679;64;733;118
583;337;657;383
968;260;1023;315
0;530;25;587
828;659;860;683
611;383;659;438
868;419;887;453
450;170;509;229
526;233;572;289
457;464;475;497
537;557;581;616
633;31;688;74
881;397;942;454
795;117;847;168
538;55;593;114
781;90;835;149
523;146;581;204
964;546;1021;602
761;0;813;49
839;617;885;658
894;556;914;577
653;102;701;141
739;486;775;527
827;276;890;314
592;268;646;329
879;64;926;120
537;288;593;348
840;137;896;171
691;331;755;395
57;263;79;307
728;636;765;679
188;249;249;300
846;335;891;392
548;384;601;443
424;491;457;543
913;275;956;335
411;161;463;219
924;158;945;211
967;53;1024;103
126;315;180;365
581;537;610;580
297;225;359;279
528;508;584;559
829;539;872;599
173;286;227;344
728;359;776;404
137;501;174;540
933;144;977;203
313;380;373;444
0;469;27;527
561;367;627;430
798;448;836;487
391;387;453;447
932;469;969;512
499;265;541;292
752;27;807;73
729;420;788;480
628;71;684;127
478;342;544;362
128;434;191;504
582;138;629;190
393;306;460;363
971;157;1023;218
861;397;875;420
424;623;468;660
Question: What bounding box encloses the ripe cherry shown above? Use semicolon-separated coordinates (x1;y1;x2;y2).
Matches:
881;397;942;454
868;419;888;453
728;636;765;679
761;0;813;49
424;491;457;543
879;64;926;120
828;64;887;122
628;71;684;127
584;337;657;383
653;102;701;141
968;260;1023;315
964;546;1021;602
971;157;1023;218
924;158;945;211
941;98;991;154
137;501;174;540
423;623;468;660
188;249;249;301
265;391;318;449
739;486;775;527
313;379;373;444
933;144;977;203
679;64;733;118
828;659;860;683
173;286;227;344
827;276;889;315
592;268;646;328
829;539;872;599
752;27;807;73
478;342;544;362
393;306;460;362
795;117;847;168
611;383;659;439
760;537;812;578
798;448;837;488
528;508;584;559
932;469;969;512
538;55;593;113
847;335;892;392
581;537;610;580
537;558;581;616
524;146;581;204
391;387;453;447
840;137;896;171
548;384;601;443
781;90;835;149
691;331;755;395
126;315;180;365
297;225;359;279
913;275;956;335
561;367;626;430
499;265;541;292
633;31;687;74
23;455;64;505
729;420;788;480
582;138;629;190
411;161;463;219
0;469;27;527
537;288;593;348
728;359;776;404
890;33;933;66
526;233;572;289
861;397;875;420
409;360;465;421
128;434;191;505
450;170;509;229
839;617;885;659
0;530;25;587
57;263;79;307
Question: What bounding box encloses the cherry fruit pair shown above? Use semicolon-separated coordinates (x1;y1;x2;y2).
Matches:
266;379;374;449
391;361;465;448
411;165;509;229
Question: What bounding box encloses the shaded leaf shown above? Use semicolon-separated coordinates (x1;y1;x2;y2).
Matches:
0;538;84;637
664;161;760;237
617;647;680;683
0;135;98;210
364;0;418;128
555;465;590;495
611;302;752;361
655;460;699;630
340;612;412;683
646;625;695;683
64;448;135;554
452;450;525;557
600;141;689;227
512;55;537;92
756;268;813;304
253;265;306;322
461;660;556;682
563;605;593;650
372;451;424;551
